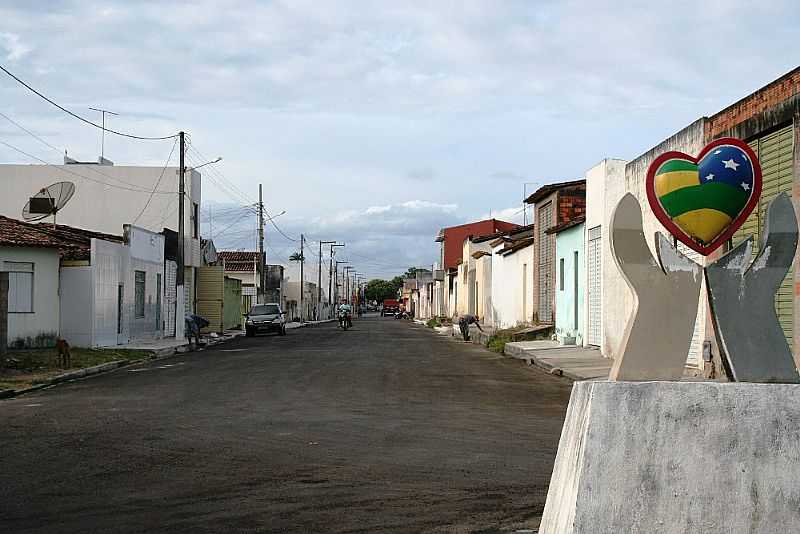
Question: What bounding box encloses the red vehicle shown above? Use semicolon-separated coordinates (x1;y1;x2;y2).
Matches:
381;299;400;317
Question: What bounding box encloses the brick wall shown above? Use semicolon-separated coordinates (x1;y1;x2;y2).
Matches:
557;187;587;225
706;68;800;138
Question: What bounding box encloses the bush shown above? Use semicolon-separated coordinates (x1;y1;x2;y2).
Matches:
425;318;441;328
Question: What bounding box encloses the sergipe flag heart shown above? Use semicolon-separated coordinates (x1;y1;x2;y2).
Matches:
646;137;761;256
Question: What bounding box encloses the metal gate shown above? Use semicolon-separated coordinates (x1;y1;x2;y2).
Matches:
538;201;555;323
587;225;602;346
732;125;794;348
163;260;177;337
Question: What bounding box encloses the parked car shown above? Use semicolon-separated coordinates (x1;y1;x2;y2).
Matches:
245;303;286;336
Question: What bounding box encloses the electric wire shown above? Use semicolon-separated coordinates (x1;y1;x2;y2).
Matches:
132;137;178;225
0;108;180;191
0;138;179;194
0;63;179;140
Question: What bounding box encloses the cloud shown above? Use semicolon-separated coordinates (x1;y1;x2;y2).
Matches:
0;32;31;61
0;1;798;277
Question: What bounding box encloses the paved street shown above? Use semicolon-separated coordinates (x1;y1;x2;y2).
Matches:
1;316;572;533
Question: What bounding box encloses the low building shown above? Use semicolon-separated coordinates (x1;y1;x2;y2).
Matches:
525;179;586;325
0;216;168;348
549;217;586;345
488;226;536;329
435;219;519;319
0;216;64;348
217;251;263;313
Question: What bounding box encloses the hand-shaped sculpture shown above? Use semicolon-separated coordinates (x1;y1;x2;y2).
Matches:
705;193;800;383
610;193;704;381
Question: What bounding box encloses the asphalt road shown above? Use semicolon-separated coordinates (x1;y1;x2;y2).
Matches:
0;315;572;533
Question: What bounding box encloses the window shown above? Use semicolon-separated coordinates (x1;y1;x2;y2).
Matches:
4;261;34;313
135;271;146;318
559;258;565;291
192;203;199;238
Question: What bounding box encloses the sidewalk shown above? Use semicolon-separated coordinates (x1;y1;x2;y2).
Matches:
504;340;612;381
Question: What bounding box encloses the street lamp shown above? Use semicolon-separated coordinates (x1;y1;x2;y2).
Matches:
189;156;222;172
329;244;345;317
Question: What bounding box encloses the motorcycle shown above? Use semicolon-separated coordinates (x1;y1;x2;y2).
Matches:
338;312;352;330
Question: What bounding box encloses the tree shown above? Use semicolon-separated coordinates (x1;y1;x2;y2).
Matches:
289;252;304;262
364;267;419;303
365;279;398;303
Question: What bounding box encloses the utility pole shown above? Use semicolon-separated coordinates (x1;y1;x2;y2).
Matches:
300;234;305;322
330;243;344;318
318;241;336;320
177;131;185;313
258;184;264;304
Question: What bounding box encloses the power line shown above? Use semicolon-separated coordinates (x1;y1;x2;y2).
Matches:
0;63;179;141
0;110;61;152
132;137;178;225
0;108;180;191
0;138;179;194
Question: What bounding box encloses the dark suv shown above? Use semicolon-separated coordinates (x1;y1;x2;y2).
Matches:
245;303;287;337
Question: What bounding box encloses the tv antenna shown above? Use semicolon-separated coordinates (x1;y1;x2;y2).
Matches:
89;107;119;160
22;181;76;228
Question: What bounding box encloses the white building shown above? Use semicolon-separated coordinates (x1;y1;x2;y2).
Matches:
489;234;535;329
0;216;62;348
597;123;710;373
583;159;627;349
60;225;166;347
0;162;202;318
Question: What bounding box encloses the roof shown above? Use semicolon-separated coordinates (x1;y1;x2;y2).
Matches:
525;179;586;204
218;251;260;262
438;219;520;270
545;216;586;235
0;216;123;260
499;237;535;256
0;216;65;249
471;250;491;259
218;250;263;272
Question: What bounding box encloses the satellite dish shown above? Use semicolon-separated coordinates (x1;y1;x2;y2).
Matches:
22;182;76;226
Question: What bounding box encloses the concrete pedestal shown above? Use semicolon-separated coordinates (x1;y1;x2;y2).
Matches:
540;381;800;533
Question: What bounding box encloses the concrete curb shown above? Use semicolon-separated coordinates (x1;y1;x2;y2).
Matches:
0;331;246;400
503;343;605;381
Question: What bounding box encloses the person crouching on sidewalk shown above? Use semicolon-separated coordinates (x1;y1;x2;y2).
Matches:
458;314;483;342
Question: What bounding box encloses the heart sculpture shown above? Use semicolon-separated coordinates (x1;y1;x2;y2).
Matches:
646;137;762;256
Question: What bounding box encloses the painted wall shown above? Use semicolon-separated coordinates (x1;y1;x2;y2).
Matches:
489;242;535;329
602;119;708;367
0;246;60;347
59;266;93;347
0;164;202;268
555;223;585;345
584;159;627;350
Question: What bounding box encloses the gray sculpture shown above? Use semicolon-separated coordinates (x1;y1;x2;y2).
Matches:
705;193;800;383
609;193;703;381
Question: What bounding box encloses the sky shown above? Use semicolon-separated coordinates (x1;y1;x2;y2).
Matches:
0;0;798;278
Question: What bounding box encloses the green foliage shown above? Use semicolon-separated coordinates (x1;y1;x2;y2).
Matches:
365;278;399;302
289;252;304;262
364;267;418;303
425;318;441;328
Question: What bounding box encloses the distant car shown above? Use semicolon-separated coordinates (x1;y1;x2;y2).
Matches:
245;303;286;337
382;299;400;317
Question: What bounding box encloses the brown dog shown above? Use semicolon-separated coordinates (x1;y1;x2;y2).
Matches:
56;338;71;369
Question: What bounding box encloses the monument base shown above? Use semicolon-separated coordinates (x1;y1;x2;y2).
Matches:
540;381;800;533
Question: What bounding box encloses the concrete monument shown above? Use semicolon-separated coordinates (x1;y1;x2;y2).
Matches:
539;138;800;533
